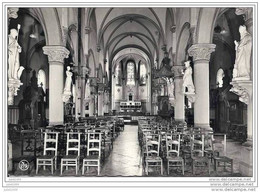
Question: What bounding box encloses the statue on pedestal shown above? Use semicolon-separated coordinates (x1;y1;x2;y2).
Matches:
233;25;252;80
216;68;225;88
167;78;175;98
62;66;73;102
8;26;24;80
64;66;73;93
183;60;195;94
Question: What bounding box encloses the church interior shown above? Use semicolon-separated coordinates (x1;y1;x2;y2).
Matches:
6;7;254;177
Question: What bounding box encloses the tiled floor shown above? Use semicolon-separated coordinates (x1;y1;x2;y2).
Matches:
10;125;244;177
100;125;143;176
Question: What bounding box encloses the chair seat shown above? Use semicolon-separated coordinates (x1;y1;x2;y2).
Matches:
37;155;56;160
83;155;99;160
214;156;232;162
167;156;183;161
191;156;208;162
61;155;79;160
146;156;162;161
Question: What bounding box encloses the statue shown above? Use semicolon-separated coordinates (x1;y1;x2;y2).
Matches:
64;66;73;94
62;66;73;103
183;60;195;94
216;68;225;88
8;26;24;80
233;25;252;80
84;79;91;102
167;78;175;97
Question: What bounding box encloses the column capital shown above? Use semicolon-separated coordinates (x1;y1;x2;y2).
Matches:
8;8;19;19
171;65;185;78
235;7;253;21
43;46;70;63
85;27;92;34
170;25;176;33
188;43;216;62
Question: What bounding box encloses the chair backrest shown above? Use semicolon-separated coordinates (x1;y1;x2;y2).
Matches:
146;134;160;157
212;133;227;156
87;132;102;157
43;132;59;156
204;133;214;151
66;132;81;156
166;134;180;157
191;134;204;157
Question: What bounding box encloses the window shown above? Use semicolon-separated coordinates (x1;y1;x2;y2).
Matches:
37;69;46;92
140;63;146;85
127;61;135;85
115;64;121;85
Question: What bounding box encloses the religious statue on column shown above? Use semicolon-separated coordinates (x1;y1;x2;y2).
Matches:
167;78;175;98
84;79;91;102
8;26;24;80
233;25;252;80
183;60;195;94
8;25;25;105
62;66;73;102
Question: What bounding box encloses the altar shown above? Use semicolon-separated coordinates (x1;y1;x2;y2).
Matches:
120;101;142;112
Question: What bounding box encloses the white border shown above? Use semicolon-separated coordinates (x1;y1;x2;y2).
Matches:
0;0;259;191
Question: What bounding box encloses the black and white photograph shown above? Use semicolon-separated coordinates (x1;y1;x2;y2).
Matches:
1;1;259;191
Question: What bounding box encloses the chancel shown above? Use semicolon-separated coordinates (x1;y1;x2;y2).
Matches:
6;6;254;178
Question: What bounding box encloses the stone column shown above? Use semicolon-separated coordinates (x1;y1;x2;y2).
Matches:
80;66;89;118
43;46;70;125
98;88;104;116
188;44;216;130
172;65;185;122
89;95;95;117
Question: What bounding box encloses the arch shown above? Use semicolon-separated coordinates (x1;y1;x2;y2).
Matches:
196;8;220;43
110;44;153;68
87;49;96;77
103;18;158;57
38;8;63;45
97;8;165;44
26;40;46;67
98;14;163;46
106;32;157;57
176;22;191;64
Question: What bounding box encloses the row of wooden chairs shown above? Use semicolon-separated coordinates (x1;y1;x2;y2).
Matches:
139;120;233;176
36;132;102;175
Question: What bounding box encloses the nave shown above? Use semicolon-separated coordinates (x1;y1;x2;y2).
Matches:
10;122;242;177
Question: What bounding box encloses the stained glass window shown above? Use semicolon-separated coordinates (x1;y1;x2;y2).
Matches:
127;62;135;85
37;69;46;92
140;63;146;85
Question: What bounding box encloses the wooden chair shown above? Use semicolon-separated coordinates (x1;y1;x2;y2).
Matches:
213;134;233;175
145;134;163;175
191;134;210;175
166;134;184;175
60;132;81;175
82;132;102;175
36;132;59;174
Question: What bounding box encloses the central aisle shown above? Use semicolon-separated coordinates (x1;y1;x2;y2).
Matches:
101;125;143;176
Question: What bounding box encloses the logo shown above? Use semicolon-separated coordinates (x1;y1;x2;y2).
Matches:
18;160;29;171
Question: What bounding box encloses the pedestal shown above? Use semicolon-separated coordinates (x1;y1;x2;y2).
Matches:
8;79;23;105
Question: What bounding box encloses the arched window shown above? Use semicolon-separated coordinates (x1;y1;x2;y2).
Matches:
140;63;146;85
127;61;135;85
37;69;46;92
115;64;121;85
